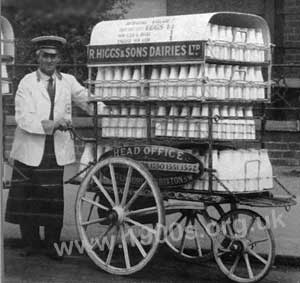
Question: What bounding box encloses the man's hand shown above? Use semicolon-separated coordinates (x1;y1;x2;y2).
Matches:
54;118;72;131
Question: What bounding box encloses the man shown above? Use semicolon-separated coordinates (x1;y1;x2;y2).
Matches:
5;35;92;259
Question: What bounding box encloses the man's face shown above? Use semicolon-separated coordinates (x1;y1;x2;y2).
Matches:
37;50;60;75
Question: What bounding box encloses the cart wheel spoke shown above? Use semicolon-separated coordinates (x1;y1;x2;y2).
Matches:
124;180;147;210
91;224;114;250
250;238;269;246
194;223;203;257
166;214;185;237
124;217;157;235
86;194;98;223
81;217;107;227
229;253;241;276
109;163;120;205
106;231;118;265
179;216;190;253
126;206;156;218
92;175;115;207
247;248;268;265
120;225;131;269
213;209;275;282
76;157;164;275
246;216;256;236
128;228;147;258
81;196;109;211
121;166;133;206
244;253;254;279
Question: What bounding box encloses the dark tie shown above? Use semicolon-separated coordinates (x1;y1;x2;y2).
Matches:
47;77;55;120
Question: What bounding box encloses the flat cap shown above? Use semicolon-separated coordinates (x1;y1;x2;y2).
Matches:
32;35;67;54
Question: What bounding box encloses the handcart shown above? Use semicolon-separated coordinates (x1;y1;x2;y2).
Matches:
66;12;297;283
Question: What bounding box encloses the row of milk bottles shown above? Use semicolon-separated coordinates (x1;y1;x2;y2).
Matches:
206;23;266;62
102;105;147;138
187;149;273;192
1;31;9;94
78;144;113;180
155;105;255;140
95;66;141;98
149;64;265;100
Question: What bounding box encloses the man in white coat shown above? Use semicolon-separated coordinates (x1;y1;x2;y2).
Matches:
6;35;93;259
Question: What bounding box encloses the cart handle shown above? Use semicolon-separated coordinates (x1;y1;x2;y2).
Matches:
66;126;96;143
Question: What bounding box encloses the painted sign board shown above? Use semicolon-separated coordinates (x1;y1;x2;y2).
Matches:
87;41;205;64
100;145;204;188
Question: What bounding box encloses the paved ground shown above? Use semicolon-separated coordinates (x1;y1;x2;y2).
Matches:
4;245;300;283
4;165;300;257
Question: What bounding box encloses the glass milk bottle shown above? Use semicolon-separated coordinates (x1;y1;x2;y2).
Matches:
149;66;160;98
167;106;179;136
235;106;245;140
103;66;114;98
255;66;265;100
189;106;201;138
131;67;141;97
121;67;132;98
95;67;105;97
155;106;167;137
256;28;265;62
186;65;198;98
119;105;129;137
101;106;110;137
110;105;120;137
228;105;237;140
220;105;229;140
218;25;227;59
112;66;122;97
245;28;257;62
137;107;147;138
127;105;138;138
211;24;220;58
177;106;189;137
200;104;209;139
159;66;169;99
177;65;189;98
245;106;255;139
168;65;179;98
217;65;226;99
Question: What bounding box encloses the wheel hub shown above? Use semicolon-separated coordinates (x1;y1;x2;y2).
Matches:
230;240;244;253
107;206;125;224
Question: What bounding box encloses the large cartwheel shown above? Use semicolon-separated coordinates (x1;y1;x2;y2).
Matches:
76;157;165;275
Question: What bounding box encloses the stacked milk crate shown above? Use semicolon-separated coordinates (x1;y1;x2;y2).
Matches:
148;64;266;100
154;104;255;140
101;104;147;138
186;22;272;192
94;66;142;98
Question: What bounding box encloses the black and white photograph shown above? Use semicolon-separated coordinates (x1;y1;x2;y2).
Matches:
1;0;300;282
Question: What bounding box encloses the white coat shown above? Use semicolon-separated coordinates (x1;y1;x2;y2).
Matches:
10;70;92;166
